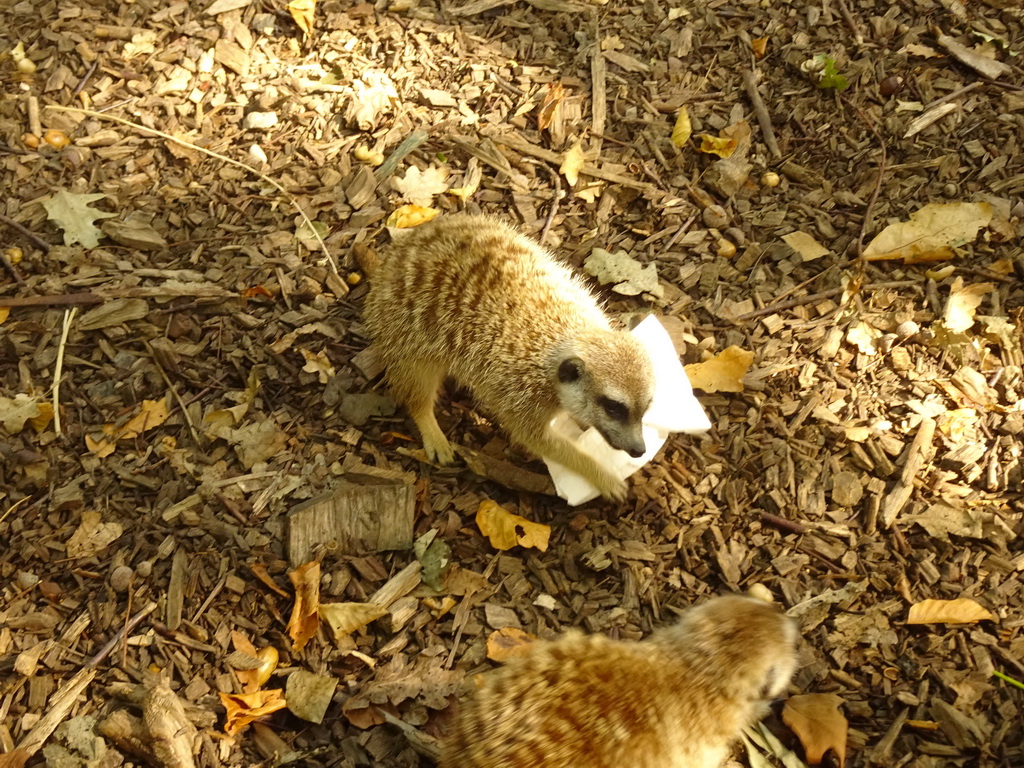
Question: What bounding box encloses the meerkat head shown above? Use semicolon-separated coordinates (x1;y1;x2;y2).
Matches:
662;595;799;707
554;330;655;458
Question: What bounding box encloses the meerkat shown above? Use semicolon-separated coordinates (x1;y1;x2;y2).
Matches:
362;214;656;501
440;594;799;768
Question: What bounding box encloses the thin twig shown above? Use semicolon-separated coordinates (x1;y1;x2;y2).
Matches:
72;58;100;97
736;280;918;322
0;211;52;253
659;213;698;255
54;307;77;436
741;70;781;159
0;293;102;308
527;160;561;244
144;340;203;449
834;0;864;46
88;602;158;668
45;105;342;285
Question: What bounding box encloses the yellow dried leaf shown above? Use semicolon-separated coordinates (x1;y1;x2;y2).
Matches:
385;204;440;230
287;561;321;652
318;602;387;644
560;141;586;187
88;398;170;456
30;402;54;432
486;627;537;662
287;0;316;37
751;36;769;59
300;348;336;383
670;107;692;147
782;693;848;766
0;306;9;324
863;202;993;263
907;598;995;625
943;277;994;334
989;258;1015;275
846;321;880;355
219;689;288;736
475;500;550;552
537;82;565;131
684;346;753;393
696;133;737;158
66;510;123;558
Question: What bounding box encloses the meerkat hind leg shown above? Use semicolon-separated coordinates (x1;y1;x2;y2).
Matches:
387;359;455;464
526;429;627;502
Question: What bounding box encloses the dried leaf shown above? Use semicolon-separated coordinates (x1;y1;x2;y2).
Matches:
684;346;754;393
285;669;338;724
486;627;537;662
0;306;9;324
907;598;996;625
751;36;768;59
42;190;116;249
697;133;737;158
66;510;123;558
0;393;42;433
219;689;288;736
318;602;387;644
475;500;550;552
229;632;263;693
287;0;316;37
670;107;692;147
86;399;170;457
300;348;336;383
390;166;450;207
783;693;848;766
583;247;662;297
942;277;994;334
537;82;565;131
863;202;993;263
560;141;586;187
287;561;321;652
385;204;440;230
846;321;880;355
782;231;830;262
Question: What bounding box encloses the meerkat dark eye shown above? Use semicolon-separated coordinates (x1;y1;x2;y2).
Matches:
598;397;629;422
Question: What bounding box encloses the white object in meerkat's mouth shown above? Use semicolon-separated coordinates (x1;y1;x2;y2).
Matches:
544;314;712;506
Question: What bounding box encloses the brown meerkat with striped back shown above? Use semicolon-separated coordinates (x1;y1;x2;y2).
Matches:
362;214;655;501
440;594;799;768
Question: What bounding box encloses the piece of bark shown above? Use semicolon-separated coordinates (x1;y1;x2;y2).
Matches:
454;445;556;495
880;418;936;529
166;549;187;631
288;475;414;565
143;677;198;768
936;33;1011;80
369;560;423;608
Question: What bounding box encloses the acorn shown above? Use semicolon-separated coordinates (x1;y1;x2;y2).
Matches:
880;75;905;97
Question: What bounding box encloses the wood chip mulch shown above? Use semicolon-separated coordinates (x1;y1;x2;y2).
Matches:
1;1;1023;767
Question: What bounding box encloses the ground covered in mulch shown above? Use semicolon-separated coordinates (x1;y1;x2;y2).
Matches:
2;0;1023;766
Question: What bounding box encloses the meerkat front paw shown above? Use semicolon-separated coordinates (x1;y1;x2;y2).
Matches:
595;471;628;503
423;435;456;465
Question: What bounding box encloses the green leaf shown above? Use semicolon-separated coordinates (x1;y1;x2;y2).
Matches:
818;56;849;91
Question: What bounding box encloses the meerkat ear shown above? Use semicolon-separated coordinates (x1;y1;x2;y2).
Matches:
558;357;584;383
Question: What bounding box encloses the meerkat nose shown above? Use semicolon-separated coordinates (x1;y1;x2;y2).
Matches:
626;443;645;458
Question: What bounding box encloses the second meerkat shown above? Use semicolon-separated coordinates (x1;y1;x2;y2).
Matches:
363;214;655;501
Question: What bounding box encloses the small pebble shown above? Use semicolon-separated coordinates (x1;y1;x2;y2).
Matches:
248;143;268;164
110;565;134;592
136;560;154;578
242;111;279;130
16;571;40;590
895;320;919;340
703;204;729;229
942;182;958;198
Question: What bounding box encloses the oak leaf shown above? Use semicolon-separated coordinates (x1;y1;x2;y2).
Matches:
42;190;115;249
319;602;387;644
782;693;848;766
863;202;993;263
